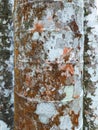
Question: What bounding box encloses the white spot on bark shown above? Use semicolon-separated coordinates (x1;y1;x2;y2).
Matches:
32;32;40;40
61;85;74;103
59;115;72;130
35;102;57;124
0;120;10;130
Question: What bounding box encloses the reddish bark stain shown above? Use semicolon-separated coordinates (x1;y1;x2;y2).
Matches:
60;64;74;75
63;47;72;56
69;110;80;127
31;23;44;33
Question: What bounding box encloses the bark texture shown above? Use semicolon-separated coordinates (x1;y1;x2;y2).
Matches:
83;0;98;129
14;0;84;130
0;0;14;130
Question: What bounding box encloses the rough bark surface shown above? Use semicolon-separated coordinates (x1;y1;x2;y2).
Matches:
14;0;84;130
83;0;98;129
0;0;14;130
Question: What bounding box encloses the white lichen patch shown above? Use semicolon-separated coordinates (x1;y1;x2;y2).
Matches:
61;85;74;104
0;120;10;130
59;115;72;130
35;102;57;124
32;32;40;40
50;125;59;130
71;91;83;114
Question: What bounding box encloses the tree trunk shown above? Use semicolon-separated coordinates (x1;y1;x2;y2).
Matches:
14;0;84;129
0;0;14;129
83;0;98;129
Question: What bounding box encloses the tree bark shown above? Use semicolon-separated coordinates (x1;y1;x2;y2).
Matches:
83;0;98;129
14;0;84;129
0;0;14;129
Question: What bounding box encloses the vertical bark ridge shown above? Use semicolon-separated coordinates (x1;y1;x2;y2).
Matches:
83;0;98;129
0;0;14;129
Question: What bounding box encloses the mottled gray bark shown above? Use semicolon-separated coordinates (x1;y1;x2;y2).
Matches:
14;0;84;130
0;0;14;129
83;0;98;129
2;0;98;130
